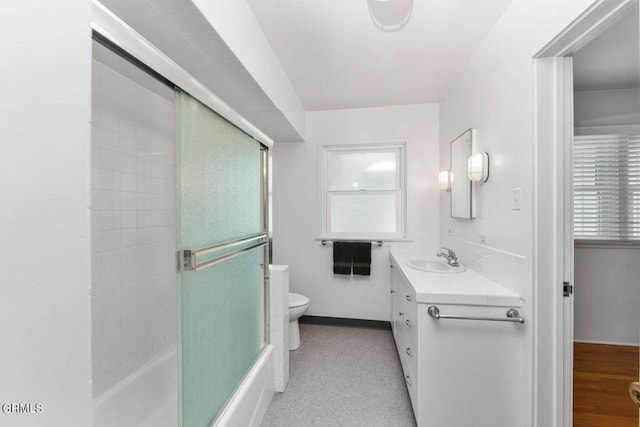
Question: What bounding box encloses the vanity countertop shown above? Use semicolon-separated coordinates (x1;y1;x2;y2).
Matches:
390;251;523;307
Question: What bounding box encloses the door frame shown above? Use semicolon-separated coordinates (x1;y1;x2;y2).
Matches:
533;0;638;425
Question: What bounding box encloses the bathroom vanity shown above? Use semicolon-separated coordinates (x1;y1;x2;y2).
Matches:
390;251;526;427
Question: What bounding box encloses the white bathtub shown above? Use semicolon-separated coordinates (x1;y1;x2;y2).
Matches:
92;345;274;427
93;349;178;427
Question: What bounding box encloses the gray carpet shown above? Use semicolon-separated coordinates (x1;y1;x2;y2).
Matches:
261;323;417;427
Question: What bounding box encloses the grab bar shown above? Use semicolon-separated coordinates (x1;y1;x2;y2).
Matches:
427;305;525;324
178;233;268;272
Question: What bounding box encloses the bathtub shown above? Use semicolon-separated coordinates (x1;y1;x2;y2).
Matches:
93;349;178;427
92;345;274;427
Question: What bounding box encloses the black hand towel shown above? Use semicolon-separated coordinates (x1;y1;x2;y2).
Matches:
333;241;352;275
352;242;372;276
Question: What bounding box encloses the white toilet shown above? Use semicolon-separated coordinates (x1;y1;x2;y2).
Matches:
288;292;310;350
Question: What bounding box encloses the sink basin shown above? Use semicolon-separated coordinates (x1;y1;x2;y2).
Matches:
405;259;466;274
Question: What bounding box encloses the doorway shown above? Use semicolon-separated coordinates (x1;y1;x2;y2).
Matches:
534;0;640;425
571;7;640;425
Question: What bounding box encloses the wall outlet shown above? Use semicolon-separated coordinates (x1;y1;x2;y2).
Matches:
512;188;521;210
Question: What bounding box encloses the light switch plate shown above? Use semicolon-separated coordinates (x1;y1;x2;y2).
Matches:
512;188;521;210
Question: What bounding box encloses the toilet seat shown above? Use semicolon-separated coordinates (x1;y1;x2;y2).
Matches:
289;293;309;308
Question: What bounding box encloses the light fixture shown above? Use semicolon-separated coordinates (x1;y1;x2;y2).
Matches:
367;0;413;32
438;170;453;192
467;152;489;183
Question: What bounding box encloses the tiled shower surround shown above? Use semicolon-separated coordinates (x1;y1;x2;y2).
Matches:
91;45;176;397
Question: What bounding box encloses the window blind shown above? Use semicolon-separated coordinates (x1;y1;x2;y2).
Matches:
573;134;640;240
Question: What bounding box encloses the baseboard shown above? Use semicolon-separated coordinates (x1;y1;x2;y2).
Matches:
574;339;640;347
300;315;391;331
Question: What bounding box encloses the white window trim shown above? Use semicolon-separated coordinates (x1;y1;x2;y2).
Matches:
318;142;407;241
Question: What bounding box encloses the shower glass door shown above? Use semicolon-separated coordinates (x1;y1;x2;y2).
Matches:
176;90;268;427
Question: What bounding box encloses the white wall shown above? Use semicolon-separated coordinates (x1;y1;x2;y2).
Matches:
574;245;640;345
91;43;177;397
273;104;439;321
190;0;305;141
0;1;92;426
440;0;593;260
575;88;640;134
573;77;640;347
437;0;594;426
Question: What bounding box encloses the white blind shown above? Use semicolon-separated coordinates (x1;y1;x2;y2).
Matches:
573;134;640;240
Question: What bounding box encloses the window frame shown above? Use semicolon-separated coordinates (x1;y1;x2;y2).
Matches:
318;142;407;241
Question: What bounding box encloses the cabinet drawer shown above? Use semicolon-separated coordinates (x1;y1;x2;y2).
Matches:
395;310;417;356
394;314;407;355
396;274;417;312
397;333;417;416
395;306;414;346
396;325;418;385
399;303;418;346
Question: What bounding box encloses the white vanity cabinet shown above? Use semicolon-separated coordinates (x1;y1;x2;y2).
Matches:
390;253;526;427
391;263;420;410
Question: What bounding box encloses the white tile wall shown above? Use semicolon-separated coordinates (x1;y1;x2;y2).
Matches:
91;52;176;398
269;265;289;392
440;233;527;300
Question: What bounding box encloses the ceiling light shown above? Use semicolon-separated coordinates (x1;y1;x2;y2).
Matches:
367;0;413;32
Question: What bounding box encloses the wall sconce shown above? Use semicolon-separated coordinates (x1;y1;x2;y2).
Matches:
467;152;489;183
438;170;453;192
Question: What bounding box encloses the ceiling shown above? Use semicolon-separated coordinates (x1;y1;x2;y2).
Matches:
573;7;639;92
96;0;517;138
247;0;514;111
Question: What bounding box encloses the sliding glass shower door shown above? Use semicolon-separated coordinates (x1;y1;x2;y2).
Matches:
175;90;268;427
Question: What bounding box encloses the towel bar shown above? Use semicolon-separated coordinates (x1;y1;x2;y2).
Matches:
427;305;525;324
321;240;383;247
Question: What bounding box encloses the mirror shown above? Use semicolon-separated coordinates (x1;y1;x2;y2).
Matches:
450;129;475;219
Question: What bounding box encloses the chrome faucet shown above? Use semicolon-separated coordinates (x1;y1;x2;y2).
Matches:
437;247;460;267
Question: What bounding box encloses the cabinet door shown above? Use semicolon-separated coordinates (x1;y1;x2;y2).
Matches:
397;276;417;346
419;304;526;427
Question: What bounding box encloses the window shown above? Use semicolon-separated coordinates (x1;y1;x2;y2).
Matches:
573;134;640;240
320;143;406;239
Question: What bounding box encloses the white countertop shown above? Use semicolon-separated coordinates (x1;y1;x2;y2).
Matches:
391;251;523;307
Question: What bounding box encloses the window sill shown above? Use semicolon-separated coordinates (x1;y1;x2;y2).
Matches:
575;239;640;249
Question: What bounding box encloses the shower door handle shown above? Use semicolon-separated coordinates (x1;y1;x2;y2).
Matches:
178;233;268;272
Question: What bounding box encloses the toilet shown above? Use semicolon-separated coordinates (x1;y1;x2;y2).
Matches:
288;292;310;350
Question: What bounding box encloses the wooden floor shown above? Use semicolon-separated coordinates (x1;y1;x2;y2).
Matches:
574;342;639;427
